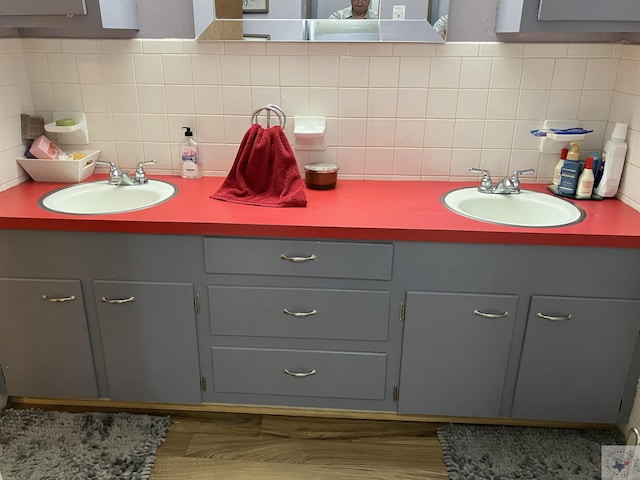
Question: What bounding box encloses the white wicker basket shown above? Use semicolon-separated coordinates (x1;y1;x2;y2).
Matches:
17;150;100;183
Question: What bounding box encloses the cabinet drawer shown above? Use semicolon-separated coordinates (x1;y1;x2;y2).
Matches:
212;347;387;400
204;237;393;280
209;286;390;340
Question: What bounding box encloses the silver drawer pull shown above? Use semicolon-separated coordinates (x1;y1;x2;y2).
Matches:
42;294;76;303
280;253;317;262
473;309;509;318
536;312;573;321
284;368;317;378
101;296;135;304
283;308;318;318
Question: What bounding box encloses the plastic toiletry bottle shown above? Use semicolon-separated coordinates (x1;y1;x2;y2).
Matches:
575;156;595;199
552;147;569;188
558;141;581;196
589;151;601;176
180;126;201;179
594;123;627;198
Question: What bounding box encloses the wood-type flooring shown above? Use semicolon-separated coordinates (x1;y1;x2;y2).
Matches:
151;412;449;479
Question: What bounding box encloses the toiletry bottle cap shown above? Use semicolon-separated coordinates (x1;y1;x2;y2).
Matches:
182;126;193;137
560;148;569;160
611;123;628;141
585;156;594;169
567;141;581;160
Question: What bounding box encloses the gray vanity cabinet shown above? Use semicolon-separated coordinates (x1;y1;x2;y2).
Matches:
394;242;640;424
202;237;400;411
93;280;202;404
0;278;98;399
512;296;640;424
398;292;518;418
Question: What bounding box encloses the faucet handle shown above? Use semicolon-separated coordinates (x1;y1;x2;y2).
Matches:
510;168;535;191
512;168;535;178
96;160;117;171
134;159;156;184
469;167;491;176
469;167;493;192
96;160;123;184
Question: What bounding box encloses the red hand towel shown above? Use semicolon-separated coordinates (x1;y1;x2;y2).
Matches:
211;124;307;207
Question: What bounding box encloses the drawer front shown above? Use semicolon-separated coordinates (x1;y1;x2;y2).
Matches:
212;347;387;400
204;237;393;280
209;286;390;340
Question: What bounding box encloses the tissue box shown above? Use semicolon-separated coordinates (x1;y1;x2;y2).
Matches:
17;150;100;183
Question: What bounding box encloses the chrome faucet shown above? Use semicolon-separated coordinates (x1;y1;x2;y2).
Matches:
97;159;156;185
470;167;535;194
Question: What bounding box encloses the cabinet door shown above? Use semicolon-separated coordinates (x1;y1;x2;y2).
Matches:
0;278;98;399
0;0;87;16
94;281;201;404
538;0;640;22
398;292;518;417
512;296;640;423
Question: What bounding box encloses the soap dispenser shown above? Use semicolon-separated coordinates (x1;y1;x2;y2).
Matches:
180;127;201;179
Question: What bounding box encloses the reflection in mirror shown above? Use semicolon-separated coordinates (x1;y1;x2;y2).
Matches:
193;0;448;42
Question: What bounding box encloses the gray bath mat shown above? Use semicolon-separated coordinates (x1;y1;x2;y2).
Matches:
437;423;624;480
0;408;171;480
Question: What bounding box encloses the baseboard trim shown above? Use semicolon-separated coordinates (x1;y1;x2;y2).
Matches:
7;396;614;429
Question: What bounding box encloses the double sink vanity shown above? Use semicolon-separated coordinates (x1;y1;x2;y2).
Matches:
1;175;640;426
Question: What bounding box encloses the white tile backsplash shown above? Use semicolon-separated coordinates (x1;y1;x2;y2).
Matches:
105;54;136;84
1;38;640;212
133;54;164;84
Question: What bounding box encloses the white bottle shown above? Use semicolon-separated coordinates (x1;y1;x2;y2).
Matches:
575;156;595;199
552;147;569;188
180;126;201;179
594;123;627;198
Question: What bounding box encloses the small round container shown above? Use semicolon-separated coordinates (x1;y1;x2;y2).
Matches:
304;162;339;190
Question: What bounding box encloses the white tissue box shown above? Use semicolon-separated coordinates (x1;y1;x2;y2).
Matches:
17;150;100;183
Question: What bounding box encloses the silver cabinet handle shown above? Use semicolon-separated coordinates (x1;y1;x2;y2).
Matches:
473;309;509;318
280;253;317;262
101;296;135;304
283;308;318;318
42;294;76;303
284;369;317;378
536;312;572;321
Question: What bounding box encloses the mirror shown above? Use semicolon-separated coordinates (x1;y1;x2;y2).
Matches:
193;0;448;42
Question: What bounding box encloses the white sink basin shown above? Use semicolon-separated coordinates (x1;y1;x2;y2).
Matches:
443;187;585;227
40;180;177;215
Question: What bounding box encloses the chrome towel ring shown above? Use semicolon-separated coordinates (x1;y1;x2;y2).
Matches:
251;104;286;128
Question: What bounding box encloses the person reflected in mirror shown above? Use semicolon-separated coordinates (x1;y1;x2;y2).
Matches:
329;0;379;19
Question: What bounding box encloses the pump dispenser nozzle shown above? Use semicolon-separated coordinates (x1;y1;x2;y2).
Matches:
567;141;581;160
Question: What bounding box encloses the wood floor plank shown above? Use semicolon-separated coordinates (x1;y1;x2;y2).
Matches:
260;415;442;439
151;457;449;480
184;433;445;471
157;430;192;457
169;413;262;435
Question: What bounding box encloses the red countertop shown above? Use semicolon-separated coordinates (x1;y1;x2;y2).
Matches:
1;175;639;248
